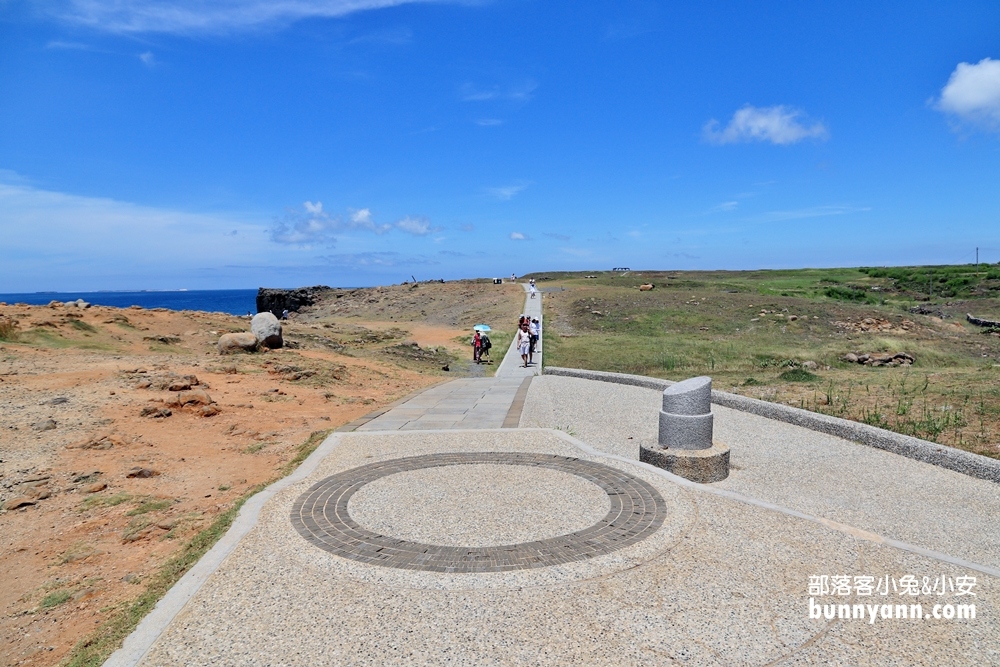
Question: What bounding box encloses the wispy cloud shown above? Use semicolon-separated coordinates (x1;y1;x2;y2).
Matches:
704;105;828;145
320;251;437;268
347;26;413;46
708;201;739;213
51;0;446;35
486;182;530;200
509;231;527;240
0;177;273;290
460;80;538;103
754;205;870;223
139;51;156;66
543;232;570;241
476;118;505;127
459;223;475;232
934;58;1000;132
46;40;95;50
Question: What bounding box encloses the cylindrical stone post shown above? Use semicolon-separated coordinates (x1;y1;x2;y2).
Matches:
659;376;713;450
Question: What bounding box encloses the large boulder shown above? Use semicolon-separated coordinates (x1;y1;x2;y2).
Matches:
218;332;259;354
251;312;283;349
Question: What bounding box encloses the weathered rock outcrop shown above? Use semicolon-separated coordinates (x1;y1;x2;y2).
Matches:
256;286;331;318
967;313;1000;328
251;312;283;349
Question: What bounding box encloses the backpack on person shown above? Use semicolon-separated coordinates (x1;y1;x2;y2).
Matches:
480;334;491;351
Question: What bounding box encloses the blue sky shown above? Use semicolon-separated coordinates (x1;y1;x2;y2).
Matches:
2;0;999;291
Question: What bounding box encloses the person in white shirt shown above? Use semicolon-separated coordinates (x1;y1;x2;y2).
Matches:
515;321;532;367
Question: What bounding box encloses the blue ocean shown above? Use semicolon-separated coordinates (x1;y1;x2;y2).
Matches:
0;289;259;316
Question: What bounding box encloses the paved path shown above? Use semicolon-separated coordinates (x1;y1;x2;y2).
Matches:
106;284;1000;667
356;284;541;431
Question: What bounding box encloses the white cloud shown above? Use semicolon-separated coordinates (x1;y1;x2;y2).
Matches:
51;0;445;35
935;57;1000;131
139;51;156;66
509;231;526;240
486;182;529;200
395;215;436;235
704;105;828;145
273;204;439;240
476;118;505;126
0;177;275;289
349;207;392;233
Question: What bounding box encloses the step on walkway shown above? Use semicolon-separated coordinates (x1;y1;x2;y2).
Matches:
355;283;541;431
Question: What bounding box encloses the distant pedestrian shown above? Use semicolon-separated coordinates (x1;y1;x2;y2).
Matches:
531;317;541;352
529;283;537;299
281;309;289;320
511;273;517;282
472;330;482;364
515;321;532;367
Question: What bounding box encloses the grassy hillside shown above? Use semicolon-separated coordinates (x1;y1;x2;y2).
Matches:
527;267;1000;460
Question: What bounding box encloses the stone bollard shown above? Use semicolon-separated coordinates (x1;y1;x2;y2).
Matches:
659;376;713;449
640;376;730;483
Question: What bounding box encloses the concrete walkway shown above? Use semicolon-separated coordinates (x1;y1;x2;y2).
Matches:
106;285;999;667
355;284;542;431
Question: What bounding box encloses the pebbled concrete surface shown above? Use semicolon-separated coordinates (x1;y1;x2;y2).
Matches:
133;428;997;666
521;375;1000;571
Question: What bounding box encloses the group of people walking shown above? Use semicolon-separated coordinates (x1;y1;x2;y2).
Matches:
515;313;540;368
472;279;541;369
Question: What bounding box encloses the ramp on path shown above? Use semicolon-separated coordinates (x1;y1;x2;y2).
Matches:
106;284;999;667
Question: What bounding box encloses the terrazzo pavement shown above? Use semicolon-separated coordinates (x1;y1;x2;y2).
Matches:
107;287;999;666
124;429;997;666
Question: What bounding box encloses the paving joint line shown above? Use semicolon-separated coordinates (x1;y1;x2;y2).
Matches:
502;376;533;428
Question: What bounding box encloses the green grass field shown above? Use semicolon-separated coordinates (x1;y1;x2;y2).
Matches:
529;266;1000;460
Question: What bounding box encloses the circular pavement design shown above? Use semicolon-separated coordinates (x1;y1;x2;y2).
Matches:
290;452;667;573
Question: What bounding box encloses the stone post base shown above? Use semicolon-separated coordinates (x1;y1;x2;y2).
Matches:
639;441;730;483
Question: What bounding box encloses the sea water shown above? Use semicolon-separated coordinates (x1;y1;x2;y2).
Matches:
0;289;259;316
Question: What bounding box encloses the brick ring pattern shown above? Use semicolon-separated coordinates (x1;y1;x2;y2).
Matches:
291;452;667;573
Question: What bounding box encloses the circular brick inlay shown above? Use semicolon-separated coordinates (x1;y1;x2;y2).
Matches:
349;464;611;546
291;452;667;573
